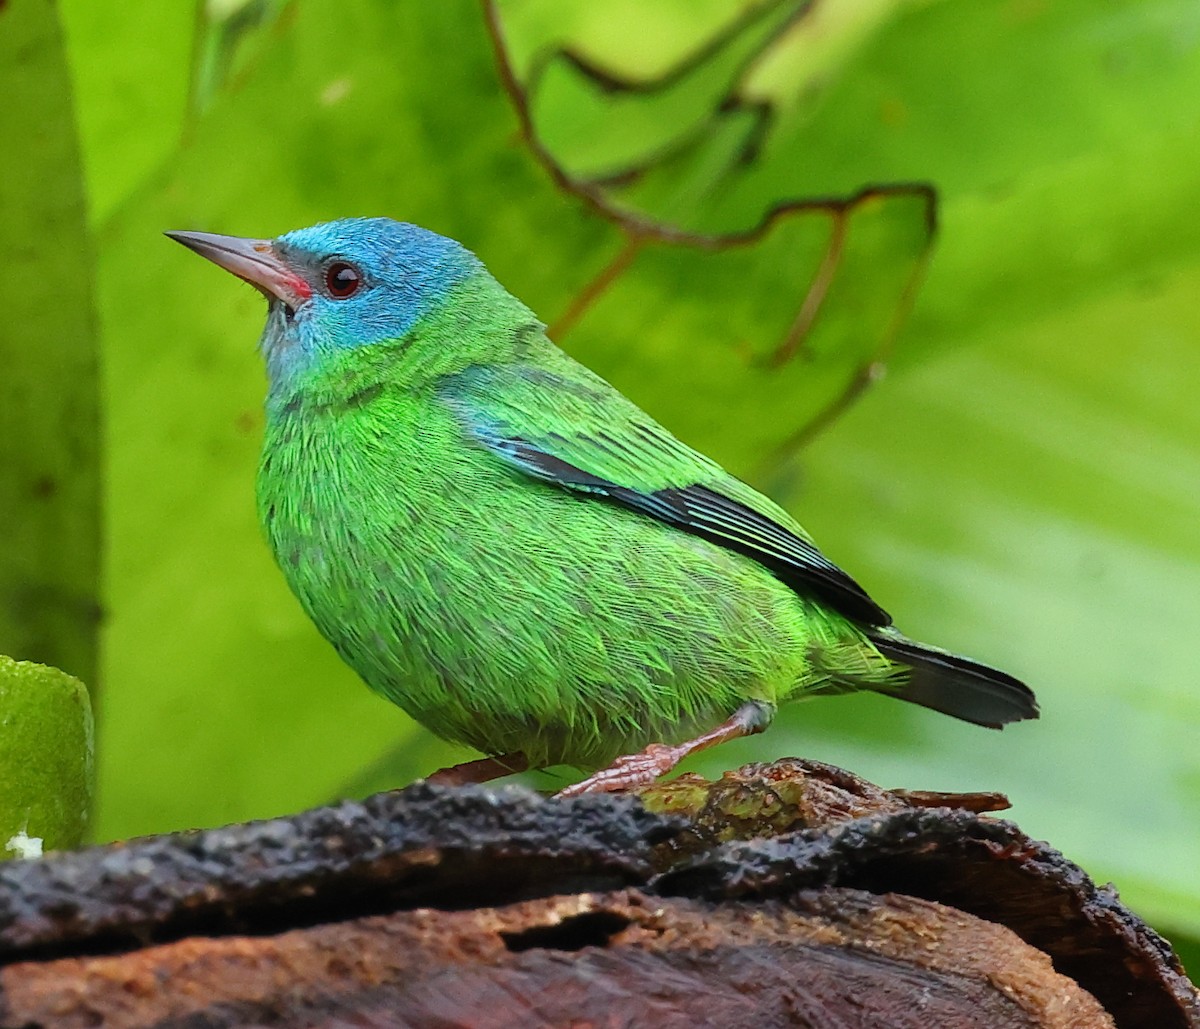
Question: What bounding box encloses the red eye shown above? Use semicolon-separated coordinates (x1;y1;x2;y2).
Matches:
324;261;361;299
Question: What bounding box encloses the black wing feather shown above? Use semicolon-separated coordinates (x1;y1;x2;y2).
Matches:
506;440;891;627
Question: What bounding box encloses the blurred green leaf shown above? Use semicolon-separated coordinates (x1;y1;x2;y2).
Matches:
0;0;100;685
522;0;796;183
57;0;194;226
0;655;94;857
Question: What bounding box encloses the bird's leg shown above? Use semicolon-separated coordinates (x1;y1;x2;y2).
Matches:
557;700;774;798
426;751;530;786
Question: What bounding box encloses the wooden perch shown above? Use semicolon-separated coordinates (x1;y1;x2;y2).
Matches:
0;759;1195;1028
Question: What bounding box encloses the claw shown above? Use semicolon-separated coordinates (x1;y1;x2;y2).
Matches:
556;701;773;798
558;745;678;797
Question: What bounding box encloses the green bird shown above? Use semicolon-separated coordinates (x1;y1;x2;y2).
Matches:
167;218;1037;795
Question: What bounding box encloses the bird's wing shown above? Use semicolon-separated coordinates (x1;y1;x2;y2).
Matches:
437;362;891;627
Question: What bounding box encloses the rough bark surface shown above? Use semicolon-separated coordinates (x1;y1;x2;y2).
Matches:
0;760;1195;1029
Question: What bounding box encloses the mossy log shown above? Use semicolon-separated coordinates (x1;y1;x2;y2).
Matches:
0;760;1195;1028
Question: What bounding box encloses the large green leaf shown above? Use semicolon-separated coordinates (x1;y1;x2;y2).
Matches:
57;0;194;226
0;0;100;685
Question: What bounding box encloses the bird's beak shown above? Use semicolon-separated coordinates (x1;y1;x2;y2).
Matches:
165;230;312;310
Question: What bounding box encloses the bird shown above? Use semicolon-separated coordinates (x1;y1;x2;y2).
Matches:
167;218;1038;796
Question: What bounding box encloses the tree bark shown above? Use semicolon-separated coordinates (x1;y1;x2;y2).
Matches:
0;759;1195;1028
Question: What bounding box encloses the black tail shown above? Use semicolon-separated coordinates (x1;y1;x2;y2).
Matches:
868;631;1038;729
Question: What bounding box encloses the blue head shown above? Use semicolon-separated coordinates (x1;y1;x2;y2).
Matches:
167;217;483;396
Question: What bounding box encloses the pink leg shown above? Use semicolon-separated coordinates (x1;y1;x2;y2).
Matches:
427;751;530;786
557;701;774;798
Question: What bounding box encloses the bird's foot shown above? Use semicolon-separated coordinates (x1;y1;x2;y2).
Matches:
557;700;775;798
426;751;529;786
557;744;681;797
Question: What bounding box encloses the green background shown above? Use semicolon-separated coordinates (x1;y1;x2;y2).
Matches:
3;0;1197;969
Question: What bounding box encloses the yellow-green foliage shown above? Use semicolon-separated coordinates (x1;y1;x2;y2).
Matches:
0;656;94;858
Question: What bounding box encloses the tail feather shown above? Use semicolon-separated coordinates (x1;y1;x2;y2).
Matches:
868;631;1038;729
